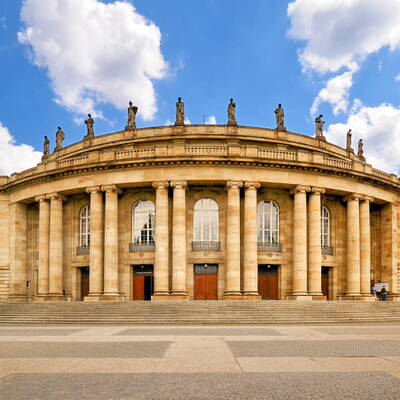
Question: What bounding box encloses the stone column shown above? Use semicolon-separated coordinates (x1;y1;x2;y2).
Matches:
101;185;122;298
171;181;188;298
86;186;104;298
360;196;373;297
243;181;260;298
224;181;243;299
345;194;361;297
291;185;311;299
35;195;50;296
47;193;65;298
152;181;170;298
308;187;325;297
9;202;27;301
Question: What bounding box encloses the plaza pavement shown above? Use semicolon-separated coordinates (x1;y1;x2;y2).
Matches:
0;324;399;399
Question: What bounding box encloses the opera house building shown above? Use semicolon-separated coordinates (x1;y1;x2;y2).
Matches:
0;107;399;303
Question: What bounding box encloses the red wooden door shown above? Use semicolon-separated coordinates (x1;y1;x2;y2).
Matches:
194;264;218;300
80;267;89;300
258;265;279;300
133;275;145;300
321;267;329;299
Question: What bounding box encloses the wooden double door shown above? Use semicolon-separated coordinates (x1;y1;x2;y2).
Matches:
80;267;89;301
322;266;330;299
132;265;154;300
258;265;279;300
194;264;218;300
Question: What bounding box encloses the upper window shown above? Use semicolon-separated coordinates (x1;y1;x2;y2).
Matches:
193;198;219;242
257;201;279;244
80;205;90;247
132;200;155;244
321;206;330;247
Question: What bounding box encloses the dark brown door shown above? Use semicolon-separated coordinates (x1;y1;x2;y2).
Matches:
321;267;330;299
258;265;279;300
194;264;218;300
133;265;153;300
80;267;89;300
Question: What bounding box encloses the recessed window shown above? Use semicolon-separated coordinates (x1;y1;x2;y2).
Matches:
321;206;330;247
80;205;90;247
257;201;279;244
193;198;219;242
132;200;155;245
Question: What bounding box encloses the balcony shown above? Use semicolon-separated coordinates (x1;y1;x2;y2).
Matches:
76;246;89;256
192;241;221;251
257;243;282;253
322;246;334;255
129;242;155;252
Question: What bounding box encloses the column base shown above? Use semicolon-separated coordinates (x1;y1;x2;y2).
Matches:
386;294;399;302
35;294;65;301
223;294;243;300
337;294;362;300
242;292;261;300
311;295;327;301
152;292;172;301
99;294;125;301
170;292;189;300
8;295;28;302
286;294;312;301
84;295;104;302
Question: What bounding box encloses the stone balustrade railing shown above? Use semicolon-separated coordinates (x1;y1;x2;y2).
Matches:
372;168;393;180
257;148;298;161
58;155;89;169
115;148;156;160
17;166;38;179
186;145;228;156
323;156;352;170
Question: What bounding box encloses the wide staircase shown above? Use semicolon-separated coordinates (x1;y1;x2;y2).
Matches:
0;301;400;324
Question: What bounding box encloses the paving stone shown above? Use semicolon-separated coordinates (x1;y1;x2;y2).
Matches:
0;329;83;336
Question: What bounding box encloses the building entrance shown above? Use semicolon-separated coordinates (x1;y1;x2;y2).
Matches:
132;265;154;300
80;267;89;301
258;265;279;300
194;264;218;300
322;267;330;299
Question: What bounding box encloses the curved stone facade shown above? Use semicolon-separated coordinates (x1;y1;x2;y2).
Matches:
0;124;399;301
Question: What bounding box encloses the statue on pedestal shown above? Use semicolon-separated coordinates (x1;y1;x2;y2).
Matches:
357;139;365;161
275;104;286;131
227;98;237;126
175;97;185;126
127;101;138;129
42;136;50;161
84;114;94;139
315;114;325;139
54;127;65;152
346;129;353;152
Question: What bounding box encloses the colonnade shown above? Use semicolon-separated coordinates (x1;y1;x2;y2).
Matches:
7;181;388;301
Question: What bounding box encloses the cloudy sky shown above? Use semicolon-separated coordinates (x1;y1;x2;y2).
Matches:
1;0;400;175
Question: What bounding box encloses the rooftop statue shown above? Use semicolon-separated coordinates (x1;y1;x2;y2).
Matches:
358;139;366;162
127;101;138;129
84;114;94;139
227;98;237;126
315;114;325;140
175;97;185;126
346;129;353;152
275;104;286;131
43;136;50;156
54;127;65;152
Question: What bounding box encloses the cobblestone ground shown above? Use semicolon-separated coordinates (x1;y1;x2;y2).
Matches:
0;324;399;399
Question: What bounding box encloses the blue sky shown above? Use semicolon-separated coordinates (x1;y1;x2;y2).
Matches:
1;0;400;174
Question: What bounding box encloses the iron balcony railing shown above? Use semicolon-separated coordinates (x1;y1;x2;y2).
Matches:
129;242;155;252
322;246;334;255
76;246;89;256
257;242;282;253
192;241;221;251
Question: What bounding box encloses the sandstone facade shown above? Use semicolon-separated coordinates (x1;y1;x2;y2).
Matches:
0;125;398;302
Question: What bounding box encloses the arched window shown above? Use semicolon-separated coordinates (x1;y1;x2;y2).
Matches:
321;206;330;247
132;200;155;244
80;205;90;247
257;201;279;244
193;198;219;242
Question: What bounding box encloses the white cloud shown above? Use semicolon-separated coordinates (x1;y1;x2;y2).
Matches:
310;66;357;116
18;0;168;121
326;99;400;174
206;116;217;125
0;122;42;176
395;73;400;81
288;0;400;74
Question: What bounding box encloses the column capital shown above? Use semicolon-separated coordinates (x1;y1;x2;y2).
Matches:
152;181;169;189
361;195;374;203
46;192;66;201
244;181;261;190
311;187;325;195
344;193;362;202
226;180;243;190
291;185;311;195
101;184;122;194
170;181;187;190
35;195;48;202
86;186;102;194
